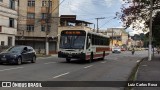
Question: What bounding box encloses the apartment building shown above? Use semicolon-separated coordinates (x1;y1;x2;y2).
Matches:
0;0;18;47
101;28;129;48
16;0;59;54
58;15;93;34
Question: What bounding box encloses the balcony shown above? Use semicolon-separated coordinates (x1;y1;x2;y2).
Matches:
27;7;35;13
0;26;17;35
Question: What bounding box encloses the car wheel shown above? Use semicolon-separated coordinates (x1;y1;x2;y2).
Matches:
17;57;22;65
31;56;36;63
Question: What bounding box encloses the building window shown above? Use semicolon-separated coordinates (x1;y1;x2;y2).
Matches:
8;37;12;46
9;0;15;9
41;13;47;19
18;0;19;6
28;0;35;7
0;26;1;32
41;25;46;31
27;13;35;19
9;18;14;28
42;0;52;7
1;41;4;46
49;1;52;7
42;1;47;7
47;25;51;32
27;25;34;31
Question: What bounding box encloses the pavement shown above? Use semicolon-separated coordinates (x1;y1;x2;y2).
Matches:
134;54;160;90
0;51;148;90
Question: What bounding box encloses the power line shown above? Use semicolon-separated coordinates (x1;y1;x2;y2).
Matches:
99;17;116;29
95;17;106;33
51;0;66;14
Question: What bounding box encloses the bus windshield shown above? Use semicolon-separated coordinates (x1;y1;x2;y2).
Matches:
60;35;86;49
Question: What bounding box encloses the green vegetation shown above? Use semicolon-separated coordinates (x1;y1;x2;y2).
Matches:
118;0;160;47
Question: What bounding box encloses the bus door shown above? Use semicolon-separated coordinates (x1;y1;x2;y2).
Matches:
85;36;93;60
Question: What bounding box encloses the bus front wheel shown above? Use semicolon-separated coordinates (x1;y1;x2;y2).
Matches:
89;52;93;63
66;58;71;62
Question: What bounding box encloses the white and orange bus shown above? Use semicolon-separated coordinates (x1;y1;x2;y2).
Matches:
58;30;110;62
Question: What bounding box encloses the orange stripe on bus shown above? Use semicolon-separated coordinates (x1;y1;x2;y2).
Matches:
86;53;109;60
96;47;111;52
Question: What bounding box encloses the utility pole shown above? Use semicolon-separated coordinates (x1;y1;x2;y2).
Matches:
148;0;153;61
45;0;51;55
112;28;114;48
93;24;95;32
95;17;105;33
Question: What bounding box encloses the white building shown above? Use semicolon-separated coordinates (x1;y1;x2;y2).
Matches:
0;0;18;46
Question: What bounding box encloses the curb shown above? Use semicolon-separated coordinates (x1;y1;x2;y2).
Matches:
37;54;57;59
124;57;147;90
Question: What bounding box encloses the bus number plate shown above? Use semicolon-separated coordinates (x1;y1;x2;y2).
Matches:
68;54;72;57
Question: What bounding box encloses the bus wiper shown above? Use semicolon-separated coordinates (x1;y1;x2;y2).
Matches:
72;36;79;46
66;36;72;48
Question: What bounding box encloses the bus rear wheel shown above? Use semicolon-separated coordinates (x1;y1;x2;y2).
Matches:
66;58;71;63
101;51;105;60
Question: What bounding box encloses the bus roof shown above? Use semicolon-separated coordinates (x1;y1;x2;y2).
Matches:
87;30;110;38
60;29;110;38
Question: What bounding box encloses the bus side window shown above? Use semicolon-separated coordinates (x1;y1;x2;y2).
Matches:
86;37;90;49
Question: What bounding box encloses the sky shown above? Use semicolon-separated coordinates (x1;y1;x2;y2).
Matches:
59;0;140;36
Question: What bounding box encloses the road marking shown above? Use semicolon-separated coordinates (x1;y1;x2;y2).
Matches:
137;60;140;63
44;62;57;64
0;67;24;72
84;65;93;69
53;72;70;79
101;61;106;63
142;65;147;67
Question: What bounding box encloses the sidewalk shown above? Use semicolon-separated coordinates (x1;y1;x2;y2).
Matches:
37;54;57;59
134;54;160;90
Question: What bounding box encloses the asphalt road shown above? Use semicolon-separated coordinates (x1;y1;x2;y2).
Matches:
0;51;148;90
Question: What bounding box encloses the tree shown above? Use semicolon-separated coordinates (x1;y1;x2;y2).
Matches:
117;0;160;46
118;0;160;29
152;12;160;46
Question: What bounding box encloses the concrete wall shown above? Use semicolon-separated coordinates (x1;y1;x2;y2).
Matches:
122;34;128;45
17;0;59;38
0;0;18;46
0;34;15;46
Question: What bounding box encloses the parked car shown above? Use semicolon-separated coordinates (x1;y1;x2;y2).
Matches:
0;45;36;65
112;47;121;53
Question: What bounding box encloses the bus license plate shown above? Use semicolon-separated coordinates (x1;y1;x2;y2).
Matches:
68;55;72;57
